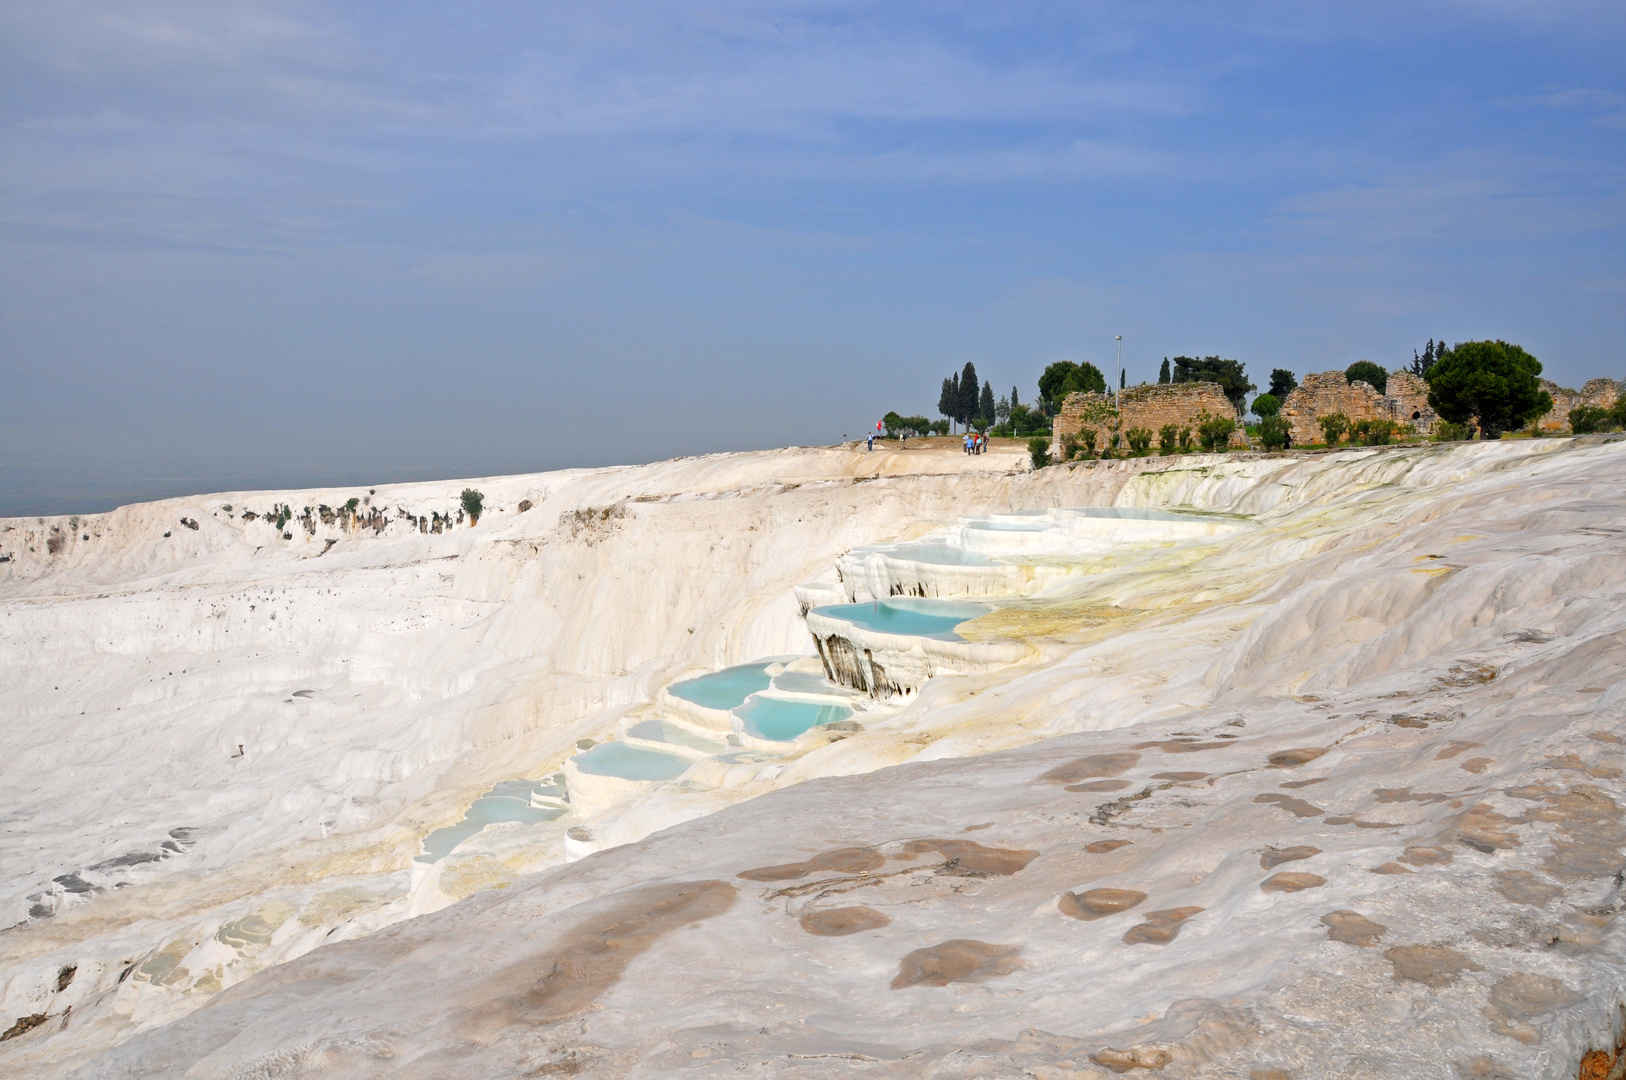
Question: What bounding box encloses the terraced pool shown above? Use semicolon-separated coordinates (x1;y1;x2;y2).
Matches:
813;597;992;640
734;695;853;742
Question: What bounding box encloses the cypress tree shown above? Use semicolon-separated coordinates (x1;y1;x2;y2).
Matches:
939;374;959;430
1159;358;1171;384
979;380;996;429
1120;368;1126;390
1011;385;1020;409
960;362;979;429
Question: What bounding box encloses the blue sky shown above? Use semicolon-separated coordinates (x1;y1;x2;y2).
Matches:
2;1;1623;513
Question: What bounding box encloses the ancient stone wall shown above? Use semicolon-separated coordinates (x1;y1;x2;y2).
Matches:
1281;371;1390;445
1384;371;1437;433
1536;378;1621;434
1053;382;1243;454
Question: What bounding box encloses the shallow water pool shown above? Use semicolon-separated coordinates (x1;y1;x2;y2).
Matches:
626;719;726;753
668;663;775;710
734;695;853;741
814;597;992;640
571;741;692;781
417;782;564;864
771;670;840;695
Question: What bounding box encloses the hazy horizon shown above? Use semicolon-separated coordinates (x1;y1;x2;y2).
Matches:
4;1;1623;517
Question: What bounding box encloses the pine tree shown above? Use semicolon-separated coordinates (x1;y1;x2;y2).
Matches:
1159;358;1170;384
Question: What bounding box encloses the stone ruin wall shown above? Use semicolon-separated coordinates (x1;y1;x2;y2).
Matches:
1285;369;1621;442
1281;372;1389;446
1053;382;1244;455
1536;378;1621;434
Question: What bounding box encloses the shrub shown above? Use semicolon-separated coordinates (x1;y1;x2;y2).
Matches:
1351;419;1396;446
1197;414;1236;453
1158;424;1179;455
1028;437;1051;469
1061;435;1080;461
460;488;485;524
1425;339;1552;439
1125;427;1152;454
1258;414;1290;450
1251;393;1281;419
1079;428;1098;456
1178;426;1193;451
1435;420;1474;442
1318;412;1349;446
343;497;360;513
1569;405;1620;434
932;419;950;435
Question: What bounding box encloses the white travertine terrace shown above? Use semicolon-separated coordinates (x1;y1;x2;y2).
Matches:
5;436;1626;1079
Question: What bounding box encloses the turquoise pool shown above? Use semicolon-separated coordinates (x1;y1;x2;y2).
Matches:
734;695;853;742
668;662;775;710
771;670;838;695
571;741;692;781
626;719;726;753
814;597;992;641
417;781;564;864
875;541;993;566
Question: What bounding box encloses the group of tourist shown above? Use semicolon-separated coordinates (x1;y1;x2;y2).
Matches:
861;426;989;453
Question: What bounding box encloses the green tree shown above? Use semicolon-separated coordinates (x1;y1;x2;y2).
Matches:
1251;393;1281;419
1409;338;1444;378
1027;437;1051;469
1197;414;1236;452
1268;368;1298;398
938;374;959;429
1158;358;1171;384
1038;361;1106;413
1345;361;1389;395
1125;427;1152;454
1120;368;1126;391
1171;356;1254;412
979;380;996;430
1567;405;1619;434
1425;340;1553;440
995;394;1011;425
882;411;905;436
1318;413;1349;446
1158;423;1179;454
1011;385;1020;410
959;362;980;429
460;489;485;524
1258;414;1290;450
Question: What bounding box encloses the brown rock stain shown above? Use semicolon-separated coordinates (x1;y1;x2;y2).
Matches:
899;838;1039;876
1321;911;1386;946
799;906;890;936
1267;748;1326;768
1260;872;1326;893
462;879;735;1036
1261;845;1320;869
1123;907;1203;945
890;939;1020;989
1059;888;1147;921
1384;944;1483;988
738;847;884;882
1040;752;1141;785
1068;779;1134;792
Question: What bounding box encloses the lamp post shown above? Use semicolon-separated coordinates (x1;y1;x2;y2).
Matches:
1115;335;1123;408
